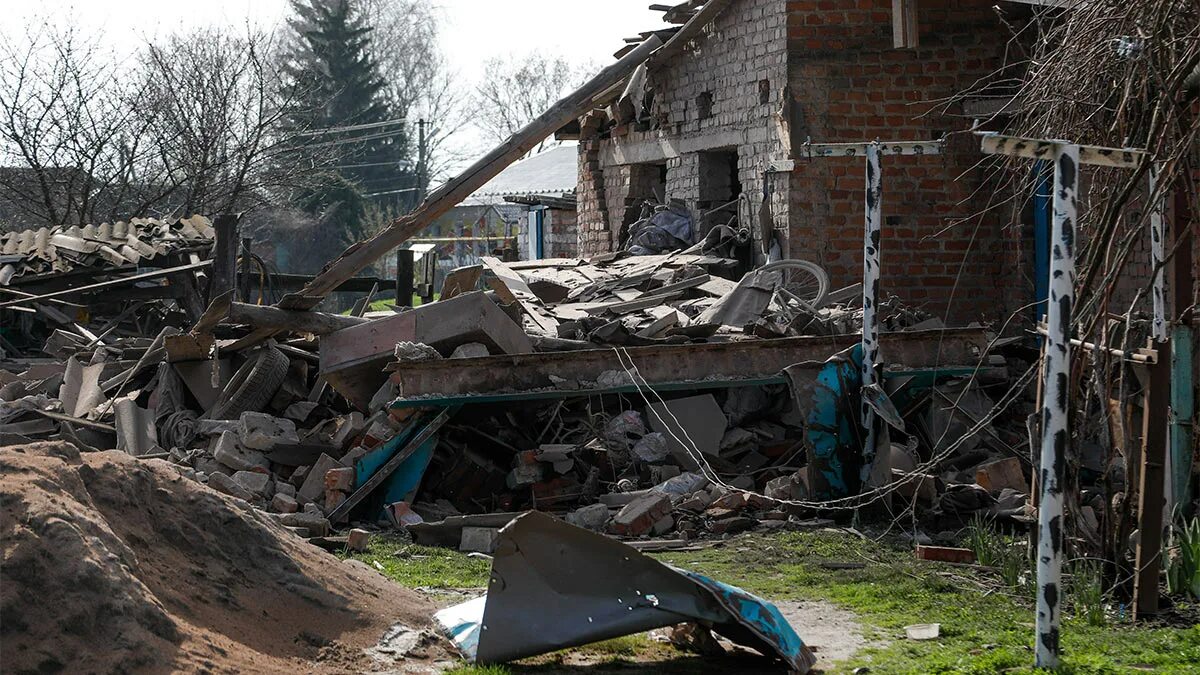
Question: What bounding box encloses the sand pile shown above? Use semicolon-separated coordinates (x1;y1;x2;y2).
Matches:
0;442;452;674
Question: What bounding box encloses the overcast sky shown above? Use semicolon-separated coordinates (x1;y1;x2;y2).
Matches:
7;0;661;168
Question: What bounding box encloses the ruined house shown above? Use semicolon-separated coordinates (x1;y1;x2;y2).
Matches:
571;0;1034;324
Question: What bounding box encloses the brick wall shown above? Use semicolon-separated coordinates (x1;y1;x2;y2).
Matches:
578;0;791;256
545;207;578;258
785;0;1019;325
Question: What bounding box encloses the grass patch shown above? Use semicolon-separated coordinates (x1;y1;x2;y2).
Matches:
339;534;490;589
654;530;1200;674
447;665;511;675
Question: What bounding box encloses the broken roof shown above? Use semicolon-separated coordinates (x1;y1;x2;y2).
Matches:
0;215;214;285
461;145;579;207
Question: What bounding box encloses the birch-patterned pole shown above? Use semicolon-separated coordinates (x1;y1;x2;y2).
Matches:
860;141;882;486
1149;162;1167;343
1036;143;1078;669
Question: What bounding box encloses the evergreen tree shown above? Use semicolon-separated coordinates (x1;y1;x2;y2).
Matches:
280;0;417;240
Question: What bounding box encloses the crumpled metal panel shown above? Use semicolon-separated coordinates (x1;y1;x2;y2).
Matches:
0;215;214;284
436;511;816;672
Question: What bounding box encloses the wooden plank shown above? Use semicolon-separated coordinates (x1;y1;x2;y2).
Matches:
226;302;368;335
481;256;559;334
439;264;483;301
326;409;451;523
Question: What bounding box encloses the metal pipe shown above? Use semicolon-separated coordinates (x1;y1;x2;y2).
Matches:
1149;163;1167;342
1035;142;1078;669
860;141;882;486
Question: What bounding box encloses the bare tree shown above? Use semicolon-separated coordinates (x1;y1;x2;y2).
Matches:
0;20;310;231
362;0;471;183
473;51;597;155
136;26;306;216
0;22;147;228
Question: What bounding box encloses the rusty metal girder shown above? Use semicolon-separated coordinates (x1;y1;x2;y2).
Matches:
386;328;987;404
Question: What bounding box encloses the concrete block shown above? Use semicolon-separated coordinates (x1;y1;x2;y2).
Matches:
347;528;371;552
609;492;672;536
387;501;424;526
271;493;299;513
238;412;299;450
231;470;272;497
566;503;610;531
280;511;330;537
459;526;500;554
975;457;1030;494
324;466;356;492
450;342;490;359
211;430;269;472
207;472;255;502
325;490;347;513
708;516;756;535
651;514;675;536
299;453;345;503
506;464;543;489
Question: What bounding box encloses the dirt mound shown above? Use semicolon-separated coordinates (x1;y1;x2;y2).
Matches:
0;442;452;674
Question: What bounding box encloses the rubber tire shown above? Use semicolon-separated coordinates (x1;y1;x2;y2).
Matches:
206;345;289;420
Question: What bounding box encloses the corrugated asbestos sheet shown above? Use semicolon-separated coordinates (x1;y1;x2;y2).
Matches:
0;215;214;285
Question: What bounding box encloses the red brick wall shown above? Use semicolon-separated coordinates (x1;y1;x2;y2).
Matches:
785;0;1021;325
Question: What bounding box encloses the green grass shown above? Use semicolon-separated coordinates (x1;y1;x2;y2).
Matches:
339;535;490;589
655;530;1200;674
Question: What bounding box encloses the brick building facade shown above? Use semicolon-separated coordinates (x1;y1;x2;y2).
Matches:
575;0;1031;325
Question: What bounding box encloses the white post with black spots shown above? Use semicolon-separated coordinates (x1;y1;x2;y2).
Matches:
1149;163;1167;343
796;138;942;487
979;132;1145;669
861;142;882;483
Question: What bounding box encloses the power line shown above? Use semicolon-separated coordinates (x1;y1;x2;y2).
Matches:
292;117;407;137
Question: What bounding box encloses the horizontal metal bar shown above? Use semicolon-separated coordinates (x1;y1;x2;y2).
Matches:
978;132;1145;168
384;327;987;404
0;260;212;309
797;139;944;158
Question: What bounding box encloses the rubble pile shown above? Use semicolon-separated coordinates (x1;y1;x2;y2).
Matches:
1;236;1034;555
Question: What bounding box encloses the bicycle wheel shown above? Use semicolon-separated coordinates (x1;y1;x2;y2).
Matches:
758;259;830;313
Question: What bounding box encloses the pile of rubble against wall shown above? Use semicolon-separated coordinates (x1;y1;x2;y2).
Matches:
0;245;1036;550
0;216;215;357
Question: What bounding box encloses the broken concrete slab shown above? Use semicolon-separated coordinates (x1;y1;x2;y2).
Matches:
646;394;726;467
320;291;535;410
207;472;255;502
609;491;672;536
459;527;500;554
298;453;346;503
211;430;269;472
231;470;272;497
237;411;299;450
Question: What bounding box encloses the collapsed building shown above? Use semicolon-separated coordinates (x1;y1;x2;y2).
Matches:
1;0;1196;670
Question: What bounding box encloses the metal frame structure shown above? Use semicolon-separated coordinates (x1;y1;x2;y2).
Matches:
796;138;944;486
980;132;1145;668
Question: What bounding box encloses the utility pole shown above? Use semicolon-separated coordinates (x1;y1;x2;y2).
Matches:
418;118;428;202
794;138;944;491
980;132;1146;669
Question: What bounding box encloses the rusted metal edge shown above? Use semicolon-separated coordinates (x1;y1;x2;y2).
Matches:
386;328;986;404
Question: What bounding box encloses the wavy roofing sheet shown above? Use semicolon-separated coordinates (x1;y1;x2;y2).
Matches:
0;215;213;285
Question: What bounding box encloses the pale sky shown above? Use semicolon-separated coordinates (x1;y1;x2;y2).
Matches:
5;0;661;168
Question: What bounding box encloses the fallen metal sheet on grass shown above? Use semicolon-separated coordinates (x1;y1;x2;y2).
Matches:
434;511;816;672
